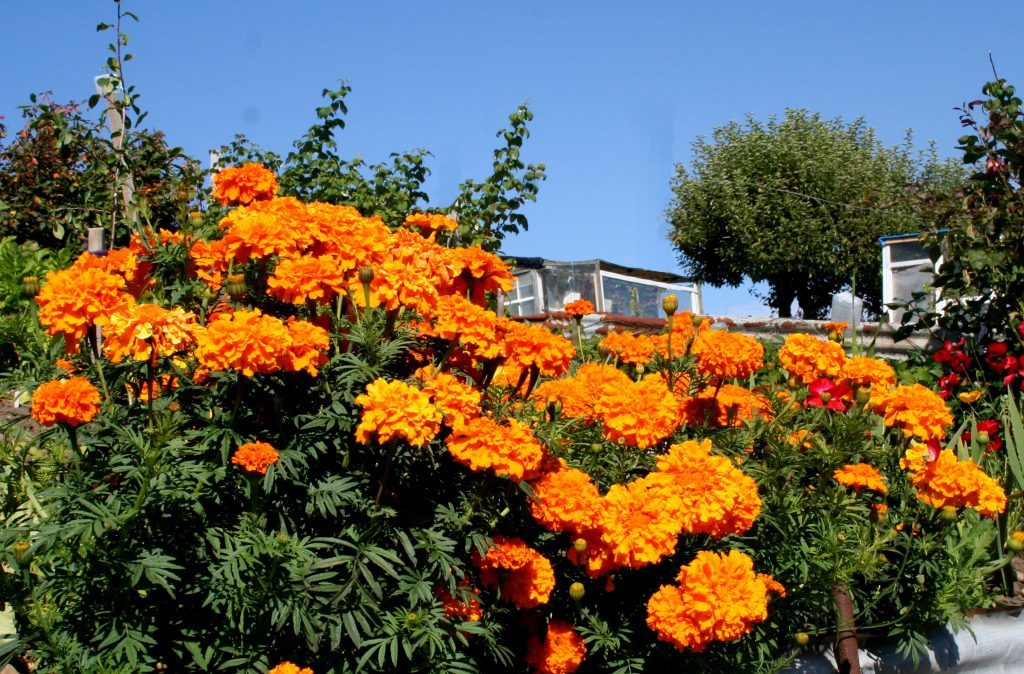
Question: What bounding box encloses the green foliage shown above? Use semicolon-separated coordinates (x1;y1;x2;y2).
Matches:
906;79;1024;343
667;110;964;318
215;85;545;252
0;8;204;249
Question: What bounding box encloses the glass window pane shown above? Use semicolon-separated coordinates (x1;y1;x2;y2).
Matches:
538;265;597;312
889;264;934;324
890;241;930;264
601;276;662;317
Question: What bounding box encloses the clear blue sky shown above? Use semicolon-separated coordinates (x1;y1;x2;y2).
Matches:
3;1;1023;316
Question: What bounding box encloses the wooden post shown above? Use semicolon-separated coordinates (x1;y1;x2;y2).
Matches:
833;583;861;674
94;76;137;245
87;226;106;356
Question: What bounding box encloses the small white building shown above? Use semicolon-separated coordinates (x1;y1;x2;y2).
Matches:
502;257;702;318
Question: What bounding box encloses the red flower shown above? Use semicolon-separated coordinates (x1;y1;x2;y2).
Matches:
805;378;852;412
934;339;970;372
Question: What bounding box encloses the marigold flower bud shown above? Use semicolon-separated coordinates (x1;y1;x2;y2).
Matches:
358;266;375;285
977;430;991;445
225;273;247;301
940;505;958;521
787;375;801;389
573;538;587;553
590;443;603;453
569;581;586;601
661;294;678;316
1009;531;1024;552
855;385;871;405
13;540;32;566
794;632;810;646
870;503;888;524
21;275;40;297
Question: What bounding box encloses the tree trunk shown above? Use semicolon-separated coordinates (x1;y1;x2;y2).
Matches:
832;583;861;674
771;281;796;318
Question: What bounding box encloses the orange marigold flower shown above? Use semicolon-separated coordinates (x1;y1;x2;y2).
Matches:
354;379;441;448
679;384;773;427
690;329;764;380
840;356;896;390
646;550;782;653
231;441;279;475
195;309;327;377
422;295;503;360
267;254;350;304
70;248;151;297
416;369;482;430
778;333;847;384
594;376;679;448
564;299;595;318
823;321;849;338
36;267;133;351
501;320;576;377
525;620;587;674
600;331;656;366
449;246;515;303
282;317;330;376
655;439;762;538
217;198;314;263
437;580;483;622
598;477;689;569
358;258;439;317
870;383;953;442
212;163;279;206
55;358;76;373
268;662;313;674
903;448;1006;517
102;303;199;363
446;416;544;481
31;377;101;427
833;463;888;494
474;536;555;609
528;460;603;534
533;363;632;422
404;212;459;233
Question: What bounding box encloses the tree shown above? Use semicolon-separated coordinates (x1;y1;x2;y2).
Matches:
216;84;546;252
667;110;956;318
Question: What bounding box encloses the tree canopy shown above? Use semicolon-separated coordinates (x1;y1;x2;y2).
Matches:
667;110;960;318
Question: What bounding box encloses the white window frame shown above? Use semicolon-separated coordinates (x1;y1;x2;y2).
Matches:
881;240;941;325
503;270;544;317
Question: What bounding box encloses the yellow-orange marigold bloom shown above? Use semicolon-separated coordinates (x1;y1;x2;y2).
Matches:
646;550;783;653
778;333;847;384
475;536;555;609
267;254;350;304
824;321;849;337
103;303;199;363
655;439;762;538
268;662;313;674
416;369;482;430
354;379;441;448
525;620;587;674
840;356;896;390
36;267;133;350
231;441;279;475
600;331;656;366
833;463;888;494
212;163;279;206
564;299;595;318
679;384;773;428
446;417;544;481
594;376;679;448
528;460;603;534
958;390;983;404
870;383;953;442
31;377;101;427
903;448;1006;517
690;330;764;380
